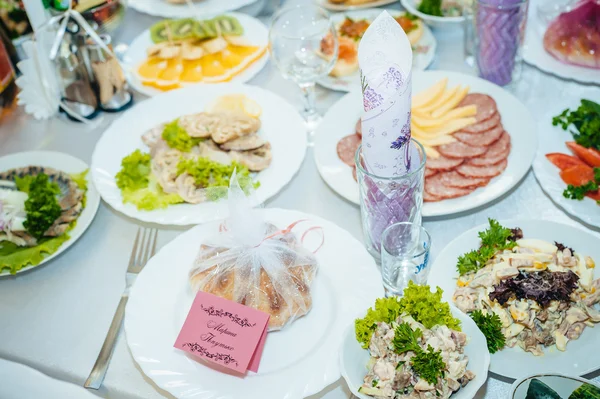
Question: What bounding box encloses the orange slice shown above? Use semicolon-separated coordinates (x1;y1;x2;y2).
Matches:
155;57;183;87
180;59;204;83
137;57;167;83
200;53;231;83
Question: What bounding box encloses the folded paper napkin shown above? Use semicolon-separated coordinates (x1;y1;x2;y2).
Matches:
358;11;413;178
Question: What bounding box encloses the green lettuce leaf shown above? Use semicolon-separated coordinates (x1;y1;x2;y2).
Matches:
0;231;71;275
121;174;184;211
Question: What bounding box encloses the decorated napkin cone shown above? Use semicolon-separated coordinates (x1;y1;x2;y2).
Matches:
355;11;426;261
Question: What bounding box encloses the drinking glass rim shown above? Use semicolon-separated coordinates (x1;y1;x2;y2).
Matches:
354;139;427;181
381;222;431;259
476;0;529;8
269;4;333;41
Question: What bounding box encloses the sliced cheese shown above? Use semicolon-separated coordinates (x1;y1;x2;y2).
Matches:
412;77;448;108
418;117;477;137
431;85;470;118
417;85;459;114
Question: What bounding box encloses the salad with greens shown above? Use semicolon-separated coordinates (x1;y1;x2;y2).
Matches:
0;166;88;274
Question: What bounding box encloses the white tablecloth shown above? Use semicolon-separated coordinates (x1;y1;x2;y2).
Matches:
1;1;599;398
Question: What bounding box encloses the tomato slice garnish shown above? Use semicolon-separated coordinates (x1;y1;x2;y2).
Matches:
566;142;600;167
559;164;595;186
546;153;587;171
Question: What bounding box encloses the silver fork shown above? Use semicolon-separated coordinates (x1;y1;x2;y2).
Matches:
84;227;158;390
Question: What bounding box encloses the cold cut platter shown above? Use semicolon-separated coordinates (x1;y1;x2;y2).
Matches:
314;71;537;217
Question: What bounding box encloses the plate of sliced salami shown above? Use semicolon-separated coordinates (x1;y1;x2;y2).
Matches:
313;70;537;216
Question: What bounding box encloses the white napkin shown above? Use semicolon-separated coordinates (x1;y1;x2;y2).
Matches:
358;11;413;177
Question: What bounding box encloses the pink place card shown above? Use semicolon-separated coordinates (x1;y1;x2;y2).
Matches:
174;291;270;374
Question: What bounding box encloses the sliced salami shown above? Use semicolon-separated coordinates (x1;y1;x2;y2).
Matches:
454;124;504;147
355;119;362;137
337;134;361;166
425;173;475;200
426;154;464;171
425;167;438;178
458;93;498;122
461;112;501;134
456;158;508;178
438;171;490;189
423;189;441;202
469;144;510;166
438;141;487;159
352;166;357;182
484;131;511;158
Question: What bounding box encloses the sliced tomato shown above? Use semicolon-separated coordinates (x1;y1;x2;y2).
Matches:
559;164;595;186
566;142;600;167
546;153;587;170
586;190;600;201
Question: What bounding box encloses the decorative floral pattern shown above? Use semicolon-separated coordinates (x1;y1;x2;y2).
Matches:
183;343;239;366
200;305;256;328
382;67;404;91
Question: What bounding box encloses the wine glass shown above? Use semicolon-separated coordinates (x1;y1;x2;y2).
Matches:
269;4;338;144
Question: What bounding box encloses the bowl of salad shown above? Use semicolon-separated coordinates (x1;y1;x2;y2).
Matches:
401;0;467;27
340;282;489;399
510;374;600;399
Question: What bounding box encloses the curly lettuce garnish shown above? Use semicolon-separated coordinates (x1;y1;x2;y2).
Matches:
0;233;70;275
116;150;151;191
162;120;203;152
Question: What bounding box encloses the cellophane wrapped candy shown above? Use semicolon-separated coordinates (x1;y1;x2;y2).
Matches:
189;173;319;331
543;0;600;69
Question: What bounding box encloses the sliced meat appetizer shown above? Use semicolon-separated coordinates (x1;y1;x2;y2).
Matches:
453;125;504;147
337;133;361;166
458;93;498;123
425;154;465;171
425;173;475;200
438;170;490;189
461;112;501;134
457;158;508;178
438;141;487;159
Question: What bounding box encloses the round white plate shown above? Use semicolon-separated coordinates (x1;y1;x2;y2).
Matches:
510;373;600;399
124;13;269;97
523;3;600;86
128;0;258;19
0;151;100;277
92;83;307;225
125;208;384;399
316;0;399;12
340;304;490;399
313;70;537;216
0;359;100;399
317;9;437;92
428;219;600;380
400;0;464;27
533;94;600;228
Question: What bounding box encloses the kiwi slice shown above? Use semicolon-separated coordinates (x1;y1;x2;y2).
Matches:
149;20;173;44
170;19;196;40
193;20;217;40
210;16;244;36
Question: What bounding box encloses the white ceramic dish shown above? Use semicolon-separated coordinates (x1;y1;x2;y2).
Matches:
0;151;100;277
317;9;437;92
124;13;269;97
510;373;600;399
533;95;600;228
523;3;600;86
400;0;464;28
124;208;384;399
0;359;100;399
91;83;306;225
340;304;490;399
316;0;399;12
128;0;259;19
313;70;537;216
428;219;600;380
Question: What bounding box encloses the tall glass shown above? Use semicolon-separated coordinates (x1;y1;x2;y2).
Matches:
355;140;426;263
268;5;338;143
472;0;529;86
381;222;431;297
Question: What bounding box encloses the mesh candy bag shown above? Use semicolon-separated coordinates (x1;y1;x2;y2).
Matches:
189;173;321;331
543;0;600;69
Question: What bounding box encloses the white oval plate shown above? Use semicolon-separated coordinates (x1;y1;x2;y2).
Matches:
316;0;399;12
428;219;600;380
125;208;384;399
400;0;464;28
128;0;258;19
532;94;600;228
523;3;600;86
340;304;490;399
91;83;307;225
317;9;437;92
510;373;600;399
313;70;537;216
124;13;269;97
0;151;100;277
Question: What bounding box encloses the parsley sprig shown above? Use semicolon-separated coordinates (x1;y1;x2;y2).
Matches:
470;310;506;354
553;99;600;151
457;219;517;276
392;323;446;385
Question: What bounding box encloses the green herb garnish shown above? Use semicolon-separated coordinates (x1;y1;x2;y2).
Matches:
392;322;422;354
562;167;600;200
470;310;506;354
417;0;443;17
404;12;419;20
411;345;446;385
457;219;517;276
17;174;61;240
162;120;203;152
553;99;600;151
